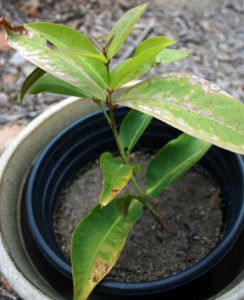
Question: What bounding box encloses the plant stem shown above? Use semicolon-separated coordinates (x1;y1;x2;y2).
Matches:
103;52;166;229
95;100;110;123
101;100;166;228
131;176;166;229
109;108;128;163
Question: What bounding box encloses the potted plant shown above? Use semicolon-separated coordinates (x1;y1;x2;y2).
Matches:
0;3;244;299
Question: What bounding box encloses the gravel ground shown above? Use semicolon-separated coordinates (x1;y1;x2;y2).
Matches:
0;0;243;298
0;0;243;127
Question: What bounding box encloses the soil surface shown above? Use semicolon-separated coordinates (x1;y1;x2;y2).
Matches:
0;0;243;298
53;151;223;282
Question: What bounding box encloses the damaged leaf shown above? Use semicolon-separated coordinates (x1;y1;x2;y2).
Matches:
25;23;109;89
72;199;142;300
1;20;106;100
117;73;244;154
99;152;134;206
0;17;26;35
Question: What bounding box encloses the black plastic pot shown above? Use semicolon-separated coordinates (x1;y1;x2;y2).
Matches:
25;107;244;299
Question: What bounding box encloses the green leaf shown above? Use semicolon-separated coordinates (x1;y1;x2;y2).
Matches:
72;199;142;300
51;48;107;63
25;22;108;89
99;152;133;206
155;48;190;64
110;39;175;90
133;36;175;56
106;3;148;59
19;67;46;103
5;28;106;101
116;195;133;219
117;73;244;154
119;109;152;153
27;73;92;98
109;47;188;92
146;133;211;197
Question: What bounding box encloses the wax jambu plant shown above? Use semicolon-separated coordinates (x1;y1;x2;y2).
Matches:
1;3;244;299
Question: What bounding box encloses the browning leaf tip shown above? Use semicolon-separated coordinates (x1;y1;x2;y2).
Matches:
0;17;26;35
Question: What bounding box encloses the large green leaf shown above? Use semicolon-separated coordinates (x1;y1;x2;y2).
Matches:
119;109;152;154
25;23;108;89
5;29;106;101
110;39;175;90
99;152;134;206
27;73;91;98
146;133;211;197
106;3;148;59
72;199;143;300
117;73;244;154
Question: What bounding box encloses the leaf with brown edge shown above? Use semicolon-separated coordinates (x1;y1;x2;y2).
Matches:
0;17;26;34
99;152;134;206
3;26;106;101
25;23;108;89
72;199;143;300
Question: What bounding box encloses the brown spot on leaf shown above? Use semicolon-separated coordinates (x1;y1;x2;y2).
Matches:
112;188;120;193
93;259;110;283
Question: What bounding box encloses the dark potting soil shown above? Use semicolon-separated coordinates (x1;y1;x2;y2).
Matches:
53;150;223;282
